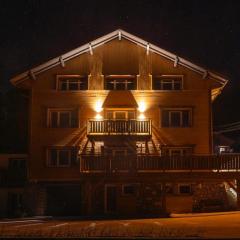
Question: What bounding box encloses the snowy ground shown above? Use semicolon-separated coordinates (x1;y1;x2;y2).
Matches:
1;211;240;238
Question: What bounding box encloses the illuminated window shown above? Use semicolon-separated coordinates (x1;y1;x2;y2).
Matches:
47;148;78;167
162;109;191;127
153;76;183;90
57;75;88;91
48;109;78;128
105;76;136;90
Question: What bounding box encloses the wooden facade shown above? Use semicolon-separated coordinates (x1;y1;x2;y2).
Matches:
11;30;239;216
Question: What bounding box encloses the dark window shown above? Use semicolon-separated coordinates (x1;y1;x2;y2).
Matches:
182;110;190;127
49;110;78;128
105;77;136;90
179;185;191;194
48;148;77;167
153;77;183;90
162;110;169;127
59;112;70;128
162;109;191;127
51;112;58;128
8;159;26;169
50;149;58;166
58;150;69;166
58;77;88;91
123;185;135;195
171;112;181;127
128;111;135;119
162;81;173;90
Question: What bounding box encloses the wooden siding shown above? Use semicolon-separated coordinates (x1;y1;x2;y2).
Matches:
28;38;213;180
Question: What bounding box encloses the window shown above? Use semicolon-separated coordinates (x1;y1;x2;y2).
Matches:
179;184;192;194
162;109;191;127
47;148;78;167
166;184;173;194
162;147;193;156
57;75;88;91
8;158;26;169
48;109;78;128
153;76;183;90
105;76;136;90
122;184;136;195
106;110;135;120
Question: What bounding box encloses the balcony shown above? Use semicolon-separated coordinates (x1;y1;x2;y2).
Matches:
80;154;240;176
87;119;151;140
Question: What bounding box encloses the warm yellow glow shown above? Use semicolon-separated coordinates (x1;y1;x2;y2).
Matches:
138;101;146;113
138;113;146;120
95;113;103;120
95;100;103;113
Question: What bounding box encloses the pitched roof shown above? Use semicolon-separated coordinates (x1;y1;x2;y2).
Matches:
10;29;228;91
102;91;138;108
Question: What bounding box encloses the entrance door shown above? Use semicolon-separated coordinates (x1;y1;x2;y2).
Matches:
105;185;117;214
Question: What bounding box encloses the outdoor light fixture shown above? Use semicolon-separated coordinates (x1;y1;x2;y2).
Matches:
95;100;103;113
138;101;146;113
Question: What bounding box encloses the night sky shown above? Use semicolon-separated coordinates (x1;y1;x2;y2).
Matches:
1;0;240;126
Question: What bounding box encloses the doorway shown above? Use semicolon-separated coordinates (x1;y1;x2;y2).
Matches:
105;185;117;214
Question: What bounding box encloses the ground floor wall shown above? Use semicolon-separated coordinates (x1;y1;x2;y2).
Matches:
20;179;237;217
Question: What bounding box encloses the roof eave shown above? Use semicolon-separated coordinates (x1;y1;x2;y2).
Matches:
10;28;228;90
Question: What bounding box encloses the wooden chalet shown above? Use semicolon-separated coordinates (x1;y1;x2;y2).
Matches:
10;29;240;216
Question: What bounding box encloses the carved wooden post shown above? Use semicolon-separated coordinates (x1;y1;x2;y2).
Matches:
88;52;104;90
138;48;152;90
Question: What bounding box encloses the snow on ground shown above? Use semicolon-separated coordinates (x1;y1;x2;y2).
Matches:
0;211;240;238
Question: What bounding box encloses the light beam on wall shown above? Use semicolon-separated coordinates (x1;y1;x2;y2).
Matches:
95;100;103;113
138;101;146;113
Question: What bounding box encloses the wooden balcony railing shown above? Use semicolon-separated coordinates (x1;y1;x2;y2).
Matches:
80;154;240;173
87;119;151;135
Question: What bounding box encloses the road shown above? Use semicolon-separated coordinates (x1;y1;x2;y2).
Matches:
0;211;240;238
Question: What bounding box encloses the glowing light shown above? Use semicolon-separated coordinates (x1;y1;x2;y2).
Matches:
95;100;103;113
95;113;103;120
138;113;145;120
138;101;146;113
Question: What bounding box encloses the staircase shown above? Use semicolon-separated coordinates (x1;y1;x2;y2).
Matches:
224;181;237;209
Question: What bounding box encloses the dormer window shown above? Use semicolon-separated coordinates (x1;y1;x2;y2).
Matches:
153;75;183;90
56;75;88;91
105;75;136;90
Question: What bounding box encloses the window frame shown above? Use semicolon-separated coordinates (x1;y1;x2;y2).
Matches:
47;108;79;128
56;75;88;91
161;107;192;128
122;184;137;196
153;75;183;90
105;110;136;120
104;75;137;90
162;147;193;156
47;147;75;168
